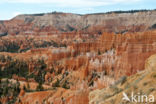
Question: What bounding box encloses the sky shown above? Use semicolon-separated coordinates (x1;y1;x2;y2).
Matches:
0;0;155;20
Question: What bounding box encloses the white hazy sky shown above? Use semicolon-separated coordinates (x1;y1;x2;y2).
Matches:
0;0;155;20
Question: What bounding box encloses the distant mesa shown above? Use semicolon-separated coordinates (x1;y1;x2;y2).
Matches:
0;9;156;36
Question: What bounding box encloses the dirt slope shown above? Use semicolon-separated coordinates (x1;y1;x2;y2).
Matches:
89;54;156;104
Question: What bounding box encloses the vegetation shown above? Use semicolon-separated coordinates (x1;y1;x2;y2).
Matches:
0;56;28;78
88;9;154;15
0;79;20;103
34;59;47;85
52;78;60;87
98;50;101;55
106;9;151;14
150;24;156;29
0;55;47;83
0;37;65;53
36;82;44;91
62;80;70;89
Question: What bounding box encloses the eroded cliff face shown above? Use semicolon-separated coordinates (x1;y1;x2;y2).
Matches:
1;30;156;104
0;10;156;36
89;53;156;104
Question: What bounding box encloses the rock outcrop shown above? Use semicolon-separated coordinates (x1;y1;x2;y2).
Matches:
89;54;156;104
0;10;156;35
0;30;156;104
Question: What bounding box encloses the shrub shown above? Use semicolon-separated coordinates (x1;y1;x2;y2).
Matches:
98;50;101;55
52;78;60;87
36;82;44;91
62;80;70;89
0;80;21;103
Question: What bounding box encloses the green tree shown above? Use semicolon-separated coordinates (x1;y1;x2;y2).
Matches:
36;82;44;91
62;80;69;89
52;78;60;87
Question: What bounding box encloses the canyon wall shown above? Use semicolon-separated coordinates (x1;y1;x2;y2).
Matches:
0;10;156;36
